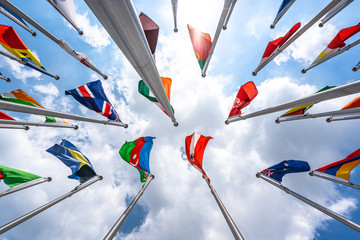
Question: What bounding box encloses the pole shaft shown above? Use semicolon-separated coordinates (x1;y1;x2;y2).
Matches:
272;0;296;27
320;0;353;25
0;124;27;130
223;0;237;29
103;175;154;240
0;177;51;198
171;0;178;31
0;6;35;35
0;119;78;129
327;114;360;122
310;171;360;190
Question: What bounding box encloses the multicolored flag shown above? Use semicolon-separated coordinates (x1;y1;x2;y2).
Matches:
187;24;212;70
257;22;301;67
271;0;296;29
139;12;159;57
46;139;97;183
0;110;15;120
228;81;258;118
119;137;155;184
185;132;213;183
315;149;360;181
261;160;310;182
138;77;174;117
65;80;121;122
0;165;41;188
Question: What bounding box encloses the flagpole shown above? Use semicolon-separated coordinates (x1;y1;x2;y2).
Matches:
327;114;360;122
0;100;128;128
302;38;360;73
353;63;360;72
256;173;360;232
0;5;36;36
171;0;178;32
0;177;52;198
46;0;83;35
319;0;353;27
270;0;296;29
252;0;342;76
222;0;237;30
309;171;360;190
225;79;360;124
0;175;102;234
0;124;29;130
0;74;11;82
0;119;79;129
204;177;245;240
103;174;154;240
201;0;232;78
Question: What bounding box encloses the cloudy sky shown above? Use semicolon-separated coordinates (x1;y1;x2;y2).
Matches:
0;0;360;239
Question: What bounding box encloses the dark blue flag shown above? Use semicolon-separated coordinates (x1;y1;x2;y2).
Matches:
261;160;310;182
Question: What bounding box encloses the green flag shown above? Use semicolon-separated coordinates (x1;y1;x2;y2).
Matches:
0;165;41;188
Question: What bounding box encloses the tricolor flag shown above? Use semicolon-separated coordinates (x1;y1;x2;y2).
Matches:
139;12;159;58
119;137;155;184
65;80;121;122
261;160;310;182
138;77;174;117
47;139;97;183
0;165;42;188
257;22;301;67
185;132;213;183
0;110;15;120
228;81;258;118
187;24;212;70
315;149;360;181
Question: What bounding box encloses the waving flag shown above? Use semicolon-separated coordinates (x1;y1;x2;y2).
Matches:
0;3;35;36
271;0;296;29
185;132;212;183
47;139;97;183
0;110;15;120
65;80;121;122
228;81;258;118
261;160;310;182
138;77;174;117
315;149;360;181
341;96;360;110
119;137;155;184
187;25;212;70
0;165;41;188
139;12;159;57
48;0;82;35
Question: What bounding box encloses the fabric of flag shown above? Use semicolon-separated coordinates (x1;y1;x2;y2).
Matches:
228;81;258;118
65;80;121;122
261;160;310;182
187;24;212;70
119;137;155;184
46;139;97;183
258;22;301;67
0;25;43;68
0;3;29;27
315;149;360;181
52;0;78;26
139;12;159;55
185;132;213;183
341;96;360;110
0;110;15;120
275;0;294;19
0;165;41;188
281;86;335;116
138;77;174;116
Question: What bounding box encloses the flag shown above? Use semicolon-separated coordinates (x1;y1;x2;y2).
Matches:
0;3;29;28
341;96;360;110
187;24;212;70
0;110;15;120
281;86;336;117
185;132;213;183
0;165;41;188
315;149;360;181
228;81;258;118
258;22;301;67
261;160;310;182
273;0;295;26
50;0;79;29
46;139;97;183
138;77;174;116
139;12;159;56
119;137;155;184
65;80;121;122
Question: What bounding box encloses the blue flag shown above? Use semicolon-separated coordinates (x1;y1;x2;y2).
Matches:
261;160;310;182
47;139;97;183
65;80;121;122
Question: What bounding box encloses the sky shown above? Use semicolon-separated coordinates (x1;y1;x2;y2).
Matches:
0;0;360;239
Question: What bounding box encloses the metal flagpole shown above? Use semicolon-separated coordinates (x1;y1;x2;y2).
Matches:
327;114;360;122
319;0;353;27
275;107;360;123
204;177;245;240
84;0;178;126
201;0;233;78
222;0;237;30
309;171;360;190
0;119;79;130
0;175;102;234
46;0;83;35
0;50;60;80
0;124;28;130
0;5;36;36
0;74;11;82
225;79;360;124
256;173;360;232
103;174;154;240
353;63;360;72
252;0;342;76
302;38;360;73
270;0;296;29
0;100;128;128
0;177;52;198
171;0;178;32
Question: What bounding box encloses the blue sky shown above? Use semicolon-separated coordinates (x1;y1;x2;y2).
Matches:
0;0;360;239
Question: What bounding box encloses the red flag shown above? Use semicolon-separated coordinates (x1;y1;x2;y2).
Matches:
228;81;258;118
0;110;15;120
341;96;360;110
185;132;212;183
328;23;360;50
187;24;212;70
139;12;159;55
